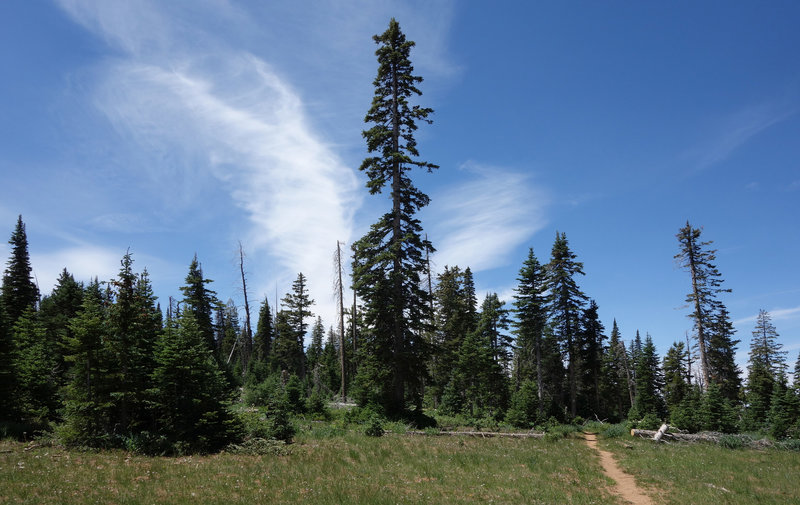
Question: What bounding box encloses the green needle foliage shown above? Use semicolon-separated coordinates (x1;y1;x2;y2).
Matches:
150;310;242;454
352;19;436;416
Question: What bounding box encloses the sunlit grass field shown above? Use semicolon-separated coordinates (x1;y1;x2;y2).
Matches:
1;433;618;505
3;429;799;505
600;436;800;505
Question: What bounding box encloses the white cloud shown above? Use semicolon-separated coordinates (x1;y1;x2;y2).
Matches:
734;306;800;325
53;0;462;332
428;162;549;273
689;102;797;171
54;0;376;329
32;245;123;292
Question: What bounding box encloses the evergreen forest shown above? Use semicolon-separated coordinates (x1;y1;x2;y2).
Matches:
2;19;799;455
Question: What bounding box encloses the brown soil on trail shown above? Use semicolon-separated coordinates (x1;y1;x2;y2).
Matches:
583;433;655;505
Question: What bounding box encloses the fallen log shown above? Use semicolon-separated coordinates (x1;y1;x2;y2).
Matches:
653;423;669;442
407;430;545;439
630;429;722;443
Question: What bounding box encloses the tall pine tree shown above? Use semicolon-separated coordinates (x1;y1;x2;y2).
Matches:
599;320;633;421
282;273;314;380
578;300;605;418
180;255;218;358
1;215;39;326
512;247;548;413
252;296;274;367
706;306;741;402
351;19;436;415
545;232;587;417
39;269;84;388
675;222;730;389
61;280;114;446
631;335;665;420
744;309;786;429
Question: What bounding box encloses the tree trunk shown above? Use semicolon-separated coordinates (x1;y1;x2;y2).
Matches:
390;59;404;411
620;340;635;407
336;241;347;401
686;233;710;389
535;334;543;417
631;428;726;443
238;242;253;380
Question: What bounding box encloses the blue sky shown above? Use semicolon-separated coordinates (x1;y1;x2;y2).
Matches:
1;1;798;370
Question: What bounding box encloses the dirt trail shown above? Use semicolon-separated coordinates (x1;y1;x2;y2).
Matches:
583;433;654;505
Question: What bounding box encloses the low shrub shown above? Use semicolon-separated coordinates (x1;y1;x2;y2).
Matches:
601;423;628;439
364;416;384;437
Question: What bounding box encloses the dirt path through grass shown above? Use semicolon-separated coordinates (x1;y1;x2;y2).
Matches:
583;433;654;505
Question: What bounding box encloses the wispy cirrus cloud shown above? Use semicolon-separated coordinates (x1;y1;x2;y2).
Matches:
734;305;800;325
688;101;798;171
54;0;461;328
428;162;549;273
55;0;367;322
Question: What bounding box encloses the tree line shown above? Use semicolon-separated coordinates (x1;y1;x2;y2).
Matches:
2;20;798;452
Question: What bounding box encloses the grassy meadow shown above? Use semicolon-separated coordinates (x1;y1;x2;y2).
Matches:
600;436;800;505
1;433;618;505
3;425;800;505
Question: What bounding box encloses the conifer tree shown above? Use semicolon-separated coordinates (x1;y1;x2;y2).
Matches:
675;222;730;389
794;352;800;392
1;216;41;427
270;310;304;377
321;327;342;395
765;375;800;439
512;248;548;407
180;255;218;357
61;280;113;446
11;308;57;426
1;215;39;326
662;341;690;414
744;309;787;429
505;380;539;428
351;19;436;414
307;316;325;374
462;267;479;330
480;293;513;370
706;306;741;402
698;382;737;433
631;335;665;420
578;300;605;418
150;309;242;453
218;299;241;368
282;272;314;380
106;253;160;435
539;325;566;420
545;232;587;417
599;320;632;421
253;297;274;364
0;307;14;424
442;309;507;419
430;266;469;405
38;269;84;387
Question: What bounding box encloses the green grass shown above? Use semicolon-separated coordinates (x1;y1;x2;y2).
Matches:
1;434;618;505
7;423;797;505
599;436;800;504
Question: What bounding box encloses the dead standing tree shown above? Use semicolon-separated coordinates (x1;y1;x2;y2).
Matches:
334;241;347;401
237;242;254;379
